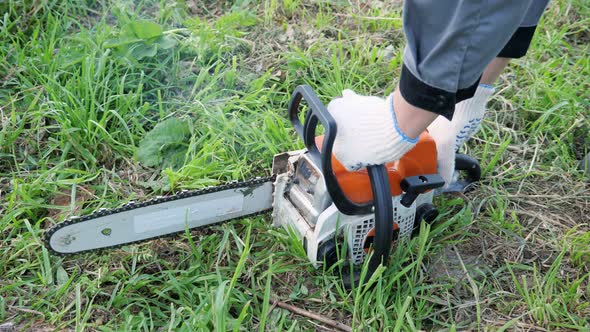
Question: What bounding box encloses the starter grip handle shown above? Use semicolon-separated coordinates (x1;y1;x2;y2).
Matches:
288;85;393;284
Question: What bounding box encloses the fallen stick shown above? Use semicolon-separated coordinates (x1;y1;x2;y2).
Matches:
7;306;44;317
272;299;353;332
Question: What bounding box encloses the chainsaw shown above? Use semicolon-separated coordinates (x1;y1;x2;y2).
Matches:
45;85;481;286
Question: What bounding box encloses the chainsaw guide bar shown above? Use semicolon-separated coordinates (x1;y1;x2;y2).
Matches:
44;175;275;256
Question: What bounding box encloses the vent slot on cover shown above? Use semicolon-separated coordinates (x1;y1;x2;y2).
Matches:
351;217;374;265
351;202;416;265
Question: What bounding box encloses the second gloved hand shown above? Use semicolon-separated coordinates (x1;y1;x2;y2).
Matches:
427;116;456;188
428;84;495;189
327;90;418;171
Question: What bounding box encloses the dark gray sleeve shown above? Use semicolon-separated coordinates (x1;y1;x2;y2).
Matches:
399;0;548;119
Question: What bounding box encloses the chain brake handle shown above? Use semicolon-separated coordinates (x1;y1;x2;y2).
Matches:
288;85;393;282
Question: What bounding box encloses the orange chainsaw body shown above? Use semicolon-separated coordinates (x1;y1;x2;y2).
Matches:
315;131;437;204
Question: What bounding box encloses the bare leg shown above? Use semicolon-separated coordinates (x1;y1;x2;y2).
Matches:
480;57;511;85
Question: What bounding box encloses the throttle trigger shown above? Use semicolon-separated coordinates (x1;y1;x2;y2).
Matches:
400;174;445;207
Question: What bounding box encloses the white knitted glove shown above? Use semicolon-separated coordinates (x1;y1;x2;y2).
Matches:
327;90;418;171
451;84;495;151
427;116;455;188
428;84;495;188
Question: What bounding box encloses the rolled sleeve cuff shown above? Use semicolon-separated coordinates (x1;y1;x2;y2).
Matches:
498;26;538;58
399;64;479;120
399;64;455;120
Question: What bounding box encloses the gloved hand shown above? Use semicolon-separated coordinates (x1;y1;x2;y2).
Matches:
327;90;418;171
429;84;495;188
427;116;456;188
452;84;495;150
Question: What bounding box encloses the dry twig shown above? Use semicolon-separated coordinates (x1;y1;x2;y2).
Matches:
272;299;352;332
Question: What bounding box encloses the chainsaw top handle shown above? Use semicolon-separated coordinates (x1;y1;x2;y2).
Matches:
288;85;394;282
289;85;384;216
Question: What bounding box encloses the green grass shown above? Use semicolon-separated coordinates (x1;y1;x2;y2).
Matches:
1;0;589;330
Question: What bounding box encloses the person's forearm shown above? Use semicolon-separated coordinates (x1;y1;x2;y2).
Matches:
392;87;438;139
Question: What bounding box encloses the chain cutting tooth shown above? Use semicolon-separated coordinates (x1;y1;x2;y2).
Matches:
125;201;136;207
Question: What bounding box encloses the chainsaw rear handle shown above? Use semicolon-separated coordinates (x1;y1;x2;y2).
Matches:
455;153;481;183
289;85;377;216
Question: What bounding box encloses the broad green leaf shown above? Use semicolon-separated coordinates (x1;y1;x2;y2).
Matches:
103;36;143;49
161;144;189;169
129;42;157;60
124;19;163;40
157;35;177;50
137;118;190;168
56;266;69;286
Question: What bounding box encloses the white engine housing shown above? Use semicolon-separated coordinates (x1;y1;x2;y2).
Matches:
271;151;435;267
